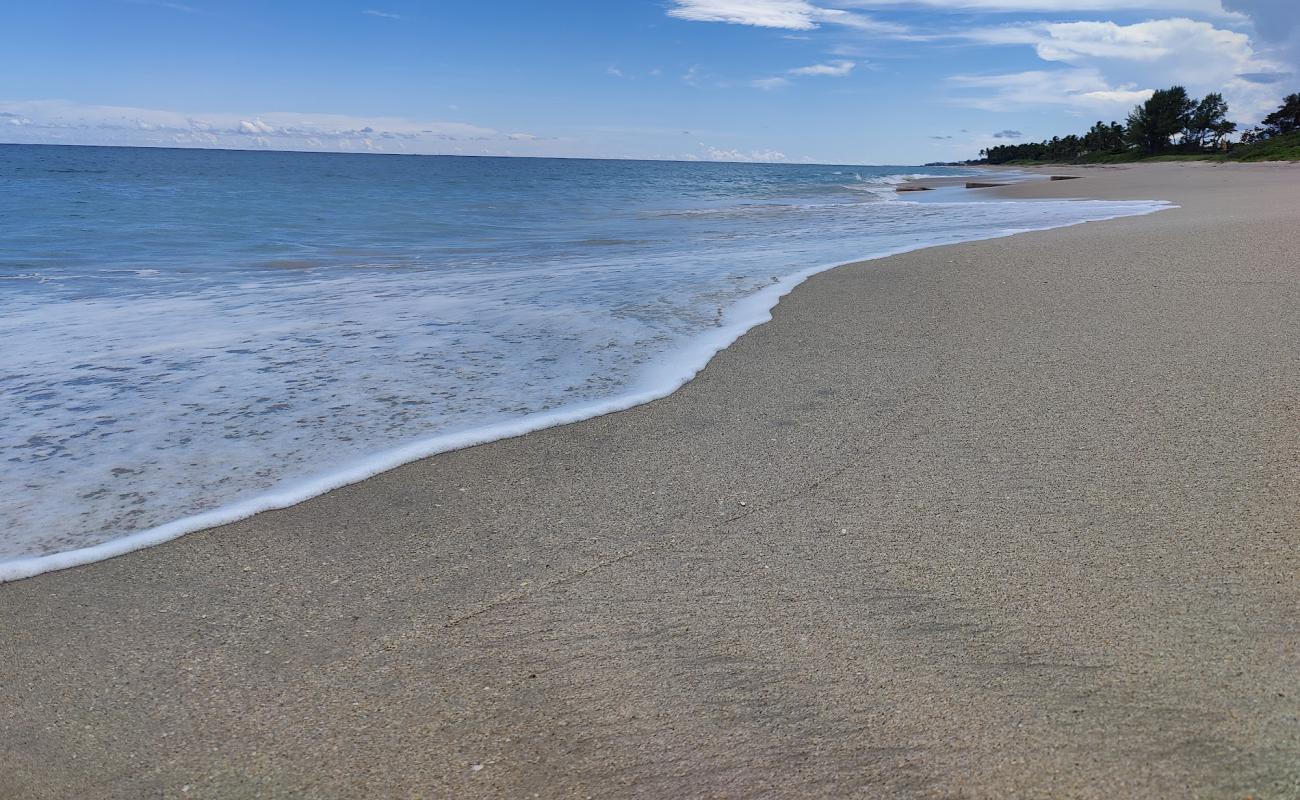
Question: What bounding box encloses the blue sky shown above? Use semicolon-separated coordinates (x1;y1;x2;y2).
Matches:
1;0;1295;163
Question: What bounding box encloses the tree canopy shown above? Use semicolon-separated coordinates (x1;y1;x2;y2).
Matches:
975;88;1297;164
1126;86;1196;153
1184;93;1235;150
1262;93;1300;136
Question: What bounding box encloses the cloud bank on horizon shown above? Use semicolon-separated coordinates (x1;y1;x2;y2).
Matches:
1;0;1296;163
0;99;550;156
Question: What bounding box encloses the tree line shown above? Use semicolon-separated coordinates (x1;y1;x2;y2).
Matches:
979;88;1300;164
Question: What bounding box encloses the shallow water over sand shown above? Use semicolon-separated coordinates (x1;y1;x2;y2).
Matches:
0;145;1169;576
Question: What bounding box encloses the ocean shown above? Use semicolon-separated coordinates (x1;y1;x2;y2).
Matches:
0;144;1169;579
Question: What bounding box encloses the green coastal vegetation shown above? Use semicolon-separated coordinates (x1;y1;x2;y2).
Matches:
976;89;1300;165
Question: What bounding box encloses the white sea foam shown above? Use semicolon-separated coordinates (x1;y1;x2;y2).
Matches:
0;194;1173;582
845;172;946;199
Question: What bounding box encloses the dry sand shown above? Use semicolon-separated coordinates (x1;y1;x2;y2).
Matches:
2;162;1298;799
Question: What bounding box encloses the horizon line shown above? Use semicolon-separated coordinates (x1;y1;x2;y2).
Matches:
0;140;949;169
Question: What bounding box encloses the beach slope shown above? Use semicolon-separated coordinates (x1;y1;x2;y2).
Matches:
2;162;1298;799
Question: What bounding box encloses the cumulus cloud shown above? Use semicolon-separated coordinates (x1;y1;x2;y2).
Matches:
0;99;549;155
695;144;790;161
1222;0;1300;76
844;0;1295;76
238;119;275;135
959;18;1288;119
966;18;1257;68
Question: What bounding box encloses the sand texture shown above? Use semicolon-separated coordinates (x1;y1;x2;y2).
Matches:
2;162;1299;799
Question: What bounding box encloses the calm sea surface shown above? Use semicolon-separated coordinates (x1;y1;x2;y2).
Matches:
0;144;1169;577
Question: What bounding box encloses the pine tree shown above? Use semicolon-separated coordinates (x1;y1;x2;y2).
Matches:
1184;93;1233;150
1126;87;1196;153
1262;93;1300;136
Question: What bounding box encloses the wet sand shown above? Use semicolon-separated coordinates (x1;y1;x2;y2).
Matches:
3;162;1299;799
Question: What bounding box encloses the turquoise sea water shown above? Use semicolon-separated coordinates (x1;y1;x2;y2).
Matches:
0;144;1169;578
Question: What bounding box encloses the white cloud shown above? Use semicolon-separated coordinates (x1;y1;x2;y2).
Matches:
843;0;1296;77
363;9;402;19
669;0;824;29
666;0;907;34
750;58;855;92
966;18;1255;67
1079;88;1158;103
238;119;275;134
840;0;1230;11
948;68;1154;110
1222;0;1300;75
814;7;911;32
696;144;791;161
789;59;856;75
0;99;552;154
958;18;1288;119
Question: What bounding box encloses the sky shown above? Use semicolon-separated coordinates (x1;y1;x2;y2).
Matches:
0;0;1296;164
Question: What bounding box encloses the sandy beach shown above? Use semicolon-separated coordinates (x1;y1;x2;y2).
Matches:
3;162;1298;798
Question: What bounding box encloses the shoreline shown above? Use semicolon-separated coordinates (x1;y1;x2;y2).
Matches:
3;161;1299;797
0;172;1165;583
